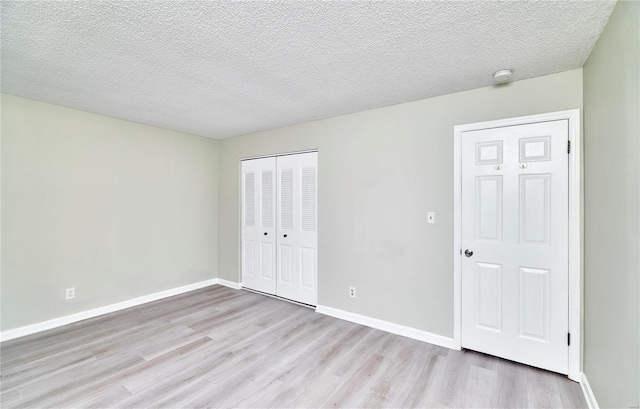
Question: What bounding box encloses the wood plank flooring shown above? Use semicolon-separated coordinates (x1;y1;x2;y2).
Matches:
0;286;586;408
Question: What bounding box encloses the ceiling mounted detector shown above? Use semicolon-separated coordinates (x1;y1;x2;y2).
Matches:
493;69;513;84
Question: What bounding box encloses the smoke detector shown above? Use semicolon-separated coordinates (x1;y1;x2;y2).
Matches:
493;69;513;84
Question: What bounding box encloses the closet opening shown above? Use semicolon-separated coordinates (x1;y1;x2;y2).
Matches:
240;151;318;306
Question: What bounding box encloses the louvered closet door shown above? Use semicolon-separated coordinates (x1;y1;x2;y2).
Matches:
241;157;277;294
276;152;318;305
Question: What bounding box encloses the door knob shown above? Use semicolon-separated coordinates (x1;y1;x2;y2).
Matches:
464;249;474;257
284;234;288;238
264;232;267;236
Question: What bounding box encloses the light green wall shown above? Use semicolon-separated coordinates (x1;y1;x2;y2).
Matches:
1;70;586;346
583;1;640;408
218;69;583;337
1;94;219;331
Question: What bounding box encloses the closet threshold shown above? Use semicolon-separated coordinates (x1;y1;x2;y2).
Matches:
241;287;316;309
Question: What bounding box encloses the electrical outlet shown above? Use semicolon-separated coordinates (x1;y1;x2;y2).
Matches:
427;212;436;224
349;287;356;298
66;287;75;300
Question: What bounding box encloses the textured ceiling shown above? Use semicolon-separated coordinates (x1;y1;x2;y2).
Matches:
1;1;615;139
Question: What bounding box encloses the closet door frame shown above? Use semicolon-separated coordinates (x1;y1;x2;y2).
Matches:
238;149;318;304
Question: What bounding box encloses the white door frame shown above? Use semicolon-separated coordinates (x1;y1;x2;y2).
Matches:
453;109;581;381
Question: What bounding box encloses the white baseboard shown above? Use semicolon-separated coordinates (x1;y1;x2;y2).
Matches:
580;372;600;409
216;278;242;290
0;278;219;342
315;305;458;350
2;281;454;351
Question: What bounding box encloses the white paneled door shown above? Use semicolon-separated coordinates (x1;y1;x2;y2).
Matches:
241;152;318;306
461;120;569;374
276;152;318;305
242;157;277;294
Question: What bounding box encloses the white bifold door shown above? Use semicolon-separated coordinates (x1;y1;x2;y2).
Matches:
461;120;569;374
242;152;318;306
241;156;277;295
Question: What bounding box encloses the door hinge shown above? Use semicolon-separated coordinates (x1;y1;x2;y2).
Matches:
567;140;571;154
567;333;571;346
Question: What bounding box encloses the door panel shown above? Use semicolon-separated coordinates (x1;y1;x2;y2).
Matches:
241;157;277;294
476;176;502;241
519;267;550;341
299;247;316;289
279;244;294;284
260;242;274;280
461;120;569;374
475;262;502;332
279;168;294;230
276;156;296;299
276;152;318;305
243;240;254;277
261;170;274;230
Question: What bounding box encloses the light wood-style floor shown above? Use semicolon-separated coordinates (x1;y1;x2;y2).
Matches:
1;286;586;408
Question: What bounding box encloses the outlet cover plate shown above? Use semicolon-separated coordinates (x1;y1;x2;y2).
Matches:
66;287;75;300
